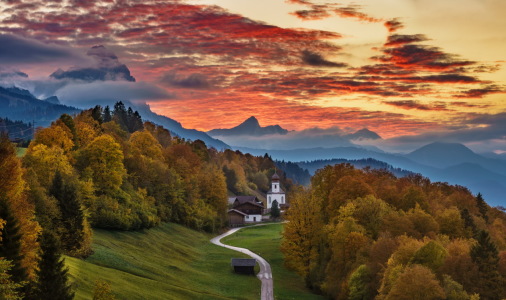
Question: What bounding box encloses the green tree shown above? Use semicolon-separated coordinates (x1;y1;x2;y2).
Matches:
271;200;280;219
34;230;74;300
410;241;447;272
476;193;489;223
49;172;85;255
348;264;372;300
470;230;503;299
103;105;112;123
0;259;23;300
0;196;28;285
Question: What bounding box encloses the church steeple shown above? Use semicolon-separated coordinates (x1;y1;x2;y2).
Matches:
267;170;285;209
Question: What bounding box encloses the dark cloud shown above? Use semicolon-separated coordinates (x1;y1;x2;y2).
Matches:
291;7;331;20
384;18;404;32
160;72;212;89
302;50;348;68
385;34;428;46
376;44;475;72
455;85;504;98
49;45;136;82
0;34;90;65
383;100;449;111
0;68;28;80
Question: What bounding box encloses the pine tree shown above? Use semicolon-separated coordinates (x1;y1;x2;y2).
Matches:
49;172;84;254
460;208;477;237
471;230;503;299
271;200;280;219
0;196;28;285
103;106;112;122
476;193;489;223
112;101;128;131
91;105;103;124
34;229;74;300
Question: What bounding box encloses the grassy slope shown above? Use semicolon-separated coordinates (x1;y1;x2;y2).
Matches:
16;147;27;157
222;224;324;300
66;223;260;300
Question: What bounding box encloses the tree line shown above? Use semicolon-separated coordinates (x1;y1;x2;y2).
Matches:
0;102;288;299
282;163;506;300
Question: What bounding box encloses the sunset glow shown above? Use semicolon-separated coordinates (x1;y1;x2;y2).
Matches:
0;0;505;146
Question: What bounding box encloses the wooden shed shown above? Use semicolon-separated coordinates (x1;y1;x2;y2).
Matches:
228;209;247;226
231;258;256;275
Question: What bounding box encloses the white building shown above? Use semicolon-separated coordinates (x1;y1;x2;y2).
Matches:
266;172;285;209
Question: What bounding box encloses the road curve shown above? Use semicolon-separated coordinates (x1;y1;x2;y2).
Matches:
210;225;274;300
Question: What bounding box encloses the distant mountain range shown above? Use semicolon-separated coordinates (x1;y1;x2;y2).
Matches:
0;86;80;127
0;86;229;149
208;116;289;136
235;142;506;207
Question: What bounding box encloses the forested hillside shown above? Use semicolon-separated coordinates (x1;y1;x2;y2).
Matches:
283;164;506;300
0;103;290;299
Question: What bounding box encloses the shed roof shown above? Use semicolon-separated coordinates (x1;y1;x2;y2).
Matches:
228;209;248;216
231;258;257;267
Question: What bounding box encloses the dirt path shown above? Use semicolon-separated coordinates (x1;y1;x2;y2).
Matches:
210;225;274;300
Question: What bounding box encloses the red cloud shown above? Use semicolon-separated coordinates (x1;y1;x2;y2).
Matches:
384;18;404;32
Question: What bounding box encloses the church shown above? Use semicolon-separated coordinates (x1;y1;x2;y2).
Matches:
266;172;285;209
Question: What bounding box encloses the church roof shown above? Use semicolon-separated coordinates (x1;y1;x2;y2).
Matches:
272;172;280;180
267;187;285;194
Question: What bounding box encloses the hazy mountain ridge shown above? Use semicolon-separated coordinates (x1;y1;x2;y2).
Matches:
235;143;506;206
208;116;289;136
0;86;81;127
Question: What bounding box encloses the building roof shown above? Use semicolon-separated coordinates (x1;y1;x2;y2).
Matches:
267;187;285;194
231;258;257;267
227;209;248;216
272;172;280;180
231;196;264;208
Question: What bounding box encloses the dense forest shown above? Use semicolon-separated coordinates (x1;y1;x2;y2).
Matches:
282;164;506;300
0;102;290;299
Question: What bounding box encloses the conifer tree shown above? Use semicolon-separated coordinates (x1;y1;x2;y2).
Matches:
476;193;489;223
460;208;477;237
103;106;112;122
49;171;84;254
0;196;28;284
91;105;103;124
34;229;74;300
471;230;503;299
271;200;280;219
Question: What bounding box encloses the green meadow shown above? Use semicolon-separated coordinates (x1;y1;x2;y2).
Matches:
222;224;324;300
66;223;259;300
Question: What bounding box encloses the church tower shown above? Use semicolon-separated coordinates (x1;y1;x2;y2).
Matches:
266;171;285;209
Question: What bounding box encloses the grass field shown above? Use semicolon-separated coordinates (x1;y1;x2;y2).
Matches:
66;223;260;300
15;147;27;157
222;224;324;300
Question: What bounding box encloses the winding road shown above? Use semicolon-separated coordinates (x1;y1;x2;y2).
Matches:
210;225;274;300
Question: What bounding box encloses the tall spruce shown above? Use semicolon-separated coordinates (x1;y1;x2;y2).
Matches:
34;229;74;300
103;105;112;122
0;196;28;285
471;230;503;300
476;193;489;223
460;208;477;237
49;172;84;254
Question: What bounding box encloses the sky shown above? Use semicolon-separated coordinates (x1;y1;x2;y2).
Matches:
0;0;505;153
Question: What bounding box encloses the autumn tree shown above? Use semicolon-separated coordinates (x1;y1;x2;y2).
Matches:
281;187;323;283
384;264;445;300
77;134;126;194
0;134;40;279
